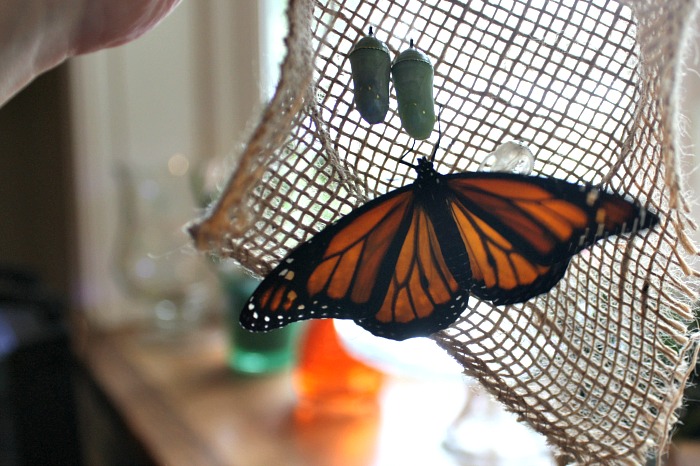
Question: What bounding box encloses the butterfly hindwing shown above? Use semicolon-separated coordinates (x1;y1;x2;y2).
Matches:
353;202;468;340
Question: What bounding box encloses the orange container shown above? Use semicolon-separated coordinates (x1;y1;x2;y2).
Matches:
294;319;384;419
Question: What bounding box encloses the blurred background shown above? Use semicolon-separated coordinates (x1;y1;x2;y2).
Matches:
1;1;288;328
2;1;700;465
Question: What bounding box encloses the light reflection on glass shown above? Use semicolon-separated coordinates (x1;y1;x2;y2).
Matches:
168;153;190;176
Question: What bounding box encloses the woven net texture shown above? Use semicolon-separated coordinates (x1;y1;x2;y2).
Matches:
190;0;700;463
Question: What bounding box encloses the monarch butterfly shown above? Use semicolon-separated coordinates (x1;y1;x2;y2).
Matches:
349;27;391;125
391;40;436;139
240;143;658;341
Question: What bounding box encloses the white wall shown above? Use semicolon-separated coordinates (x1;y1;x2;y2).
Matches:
69;1;284;327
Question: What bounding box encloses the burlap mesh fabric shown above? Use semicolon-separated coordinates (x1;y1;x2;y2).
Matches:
190;0;700;463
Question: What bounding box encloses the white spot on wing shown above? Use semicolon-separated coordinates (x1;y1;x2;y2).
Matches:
586;189;600;206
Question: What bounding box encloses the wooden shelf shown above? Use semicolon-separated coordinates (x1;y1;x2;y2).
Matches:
77;323;477;466
74;322;700;466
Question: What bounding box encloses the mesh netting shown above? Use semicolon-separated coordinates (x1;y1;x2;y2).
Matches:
190;0;700;463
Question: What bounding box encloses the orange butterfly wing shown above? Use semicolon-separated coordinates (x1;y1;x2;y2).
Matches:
353;203;467;339
241;181;473;339
241;184;467;339
241;159;658;341
445;173;657;304
240;188;412;332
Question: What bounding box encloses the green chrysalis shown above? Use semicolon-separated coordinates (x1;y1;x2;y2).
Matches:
391;40;436;140
349;27;390;125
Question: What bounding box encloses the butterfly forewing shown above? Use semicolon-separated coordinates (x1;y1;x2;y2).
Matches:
445;173;658;304
240;187;415;332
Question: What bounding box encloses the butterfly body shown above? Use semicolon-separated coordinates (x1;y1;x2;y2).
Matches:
241;157;658;341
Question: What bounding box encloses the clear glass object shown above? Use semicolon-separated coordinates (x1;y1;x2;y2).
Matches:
478;141;535;175
113;159;215;337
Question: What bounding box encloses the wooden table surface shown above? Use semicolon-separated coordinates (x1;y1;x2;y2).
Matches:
77;323;558;466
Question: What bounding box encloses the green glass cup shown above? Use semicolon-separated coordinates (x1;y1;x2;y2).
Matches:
219;268;303;375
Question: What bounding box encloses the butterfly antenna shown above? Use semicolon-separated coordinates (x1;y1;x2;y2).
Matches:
429;104;445;162
397;140;417;169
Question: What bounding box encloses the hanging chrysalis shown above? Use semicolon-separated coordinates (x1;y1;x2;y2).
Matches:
391;40;436;140
348;27;391;125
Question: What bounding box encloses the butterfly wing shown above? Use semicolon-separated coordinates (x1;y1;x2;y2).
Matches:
240;186;414;332
242;166;658;340
444;173;659;304
352;201;468;340
241;181;472;340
